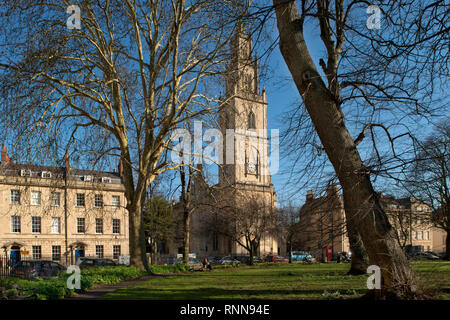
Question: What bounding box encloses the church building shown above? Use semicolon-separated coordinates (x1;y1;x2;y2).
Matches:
169;25;279;258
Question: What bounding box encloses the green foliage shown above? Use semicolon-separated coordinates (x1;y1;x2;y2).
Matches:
321;290;344;299
148;263;191;274
144;196;179;245
1;266;147;300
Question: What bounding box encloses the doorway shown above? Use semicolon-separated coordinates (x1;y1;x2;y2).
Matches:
10;246;21;266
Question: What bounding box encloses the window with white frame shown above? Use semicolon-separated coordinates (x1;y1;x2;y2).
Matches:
10;189;20;204
419;231;423;240
113;219;120;234
77;218;85;233
113;245;121;260
51;217;61;234
31;191;41;206
425;231;430;240
51;192;61;206
112;196;120;208
11;216;21;233
32;216;41;233
96;245;104;258
52;246;61;261
95;218;103;234
32;246;41;259
414;231;418;240
94;194;103;208
76;193;85;207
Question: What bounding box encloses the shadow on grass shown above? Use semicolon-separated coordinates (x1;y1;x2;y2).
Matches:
103;286;368;300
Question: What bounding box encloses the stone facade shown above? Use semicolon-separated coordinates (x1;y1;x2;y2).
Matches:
296;186;350;259
0;146;128;265
297;186;443;257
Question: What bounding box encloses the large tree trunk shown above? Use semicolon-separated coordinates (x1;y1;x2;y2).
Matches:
346;219;369;275
273;0;417;297
288;238;292;264
445;230;450;260
183;210;191;265
128;203;148;270
152;240;158;265
249;242;255;266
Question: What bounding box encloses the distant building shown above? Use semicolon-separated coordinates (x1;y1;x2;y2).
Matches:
379;195;434;252
296;185;350;259
0;145;128;265
296;185;442;258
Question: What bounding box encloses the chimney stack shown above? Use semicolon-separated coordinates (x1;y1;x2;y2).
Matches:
326;184;339;197
306;190;314;201
1;145;10;164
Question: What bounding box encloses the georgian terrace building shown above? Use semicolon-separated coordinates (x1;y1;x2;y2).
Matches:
297;185;442;259
0;146;129;265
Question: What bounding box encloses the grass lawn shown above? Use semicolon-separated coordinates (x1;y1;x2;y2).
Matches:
102;261;450;300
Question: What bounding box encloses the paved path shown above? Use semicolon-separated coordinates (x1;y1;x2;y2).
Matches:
65;274;170;300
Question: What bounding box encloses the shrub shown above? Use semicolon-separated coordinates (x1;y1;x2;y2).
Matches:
148;263;190;274
1;266;147;300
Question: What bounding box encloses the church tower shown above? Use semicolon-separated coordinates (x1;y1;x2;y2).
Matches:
175;24;279;259
216;24;278;256
219;23;271;188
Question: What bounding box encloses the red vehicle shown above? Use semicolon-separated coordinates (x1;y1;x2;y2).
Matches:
265;255;289;263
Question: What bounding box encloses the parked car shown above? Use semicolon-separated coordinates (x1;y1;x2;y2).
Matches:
77;257;118;268
291;251;313;262
234;256;264;264
437;252;447;259
265;255;289;263
176;257;204;270
253;256;264;263
410;252;439;260
159;256;178;265
217;256;241;265
11;260;66;278
208;256;224;266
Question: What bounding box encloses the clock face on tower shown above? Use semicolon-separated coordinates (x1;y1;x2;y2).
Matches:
247;162;257;174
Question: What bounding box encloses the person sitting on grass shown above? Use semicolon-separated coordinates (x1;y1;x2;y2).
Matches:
202;256;211;270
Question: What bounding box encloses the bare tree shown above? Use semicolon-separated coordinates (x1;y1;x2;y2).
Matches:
405;121;449;259
267;0;449;283
178;163;196;264
277;204;301;263
213;191;277;265
269;0;450;297
0;1;246;269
